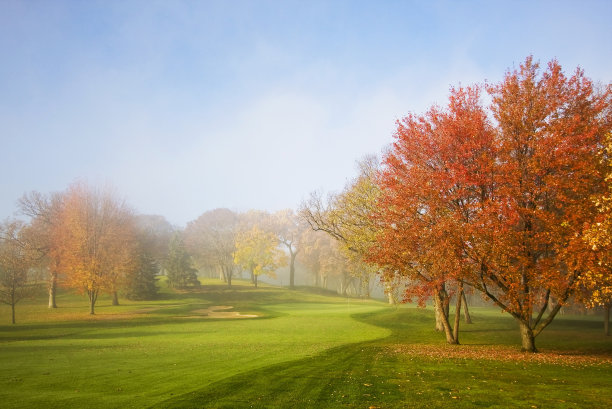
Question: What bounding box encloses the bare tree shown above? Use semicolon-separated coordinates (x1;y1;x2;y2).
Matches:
0;220;39;324
184;209;239;286
300;155;382;296
273;209;305;289
133;214;174;267
17;191;64;308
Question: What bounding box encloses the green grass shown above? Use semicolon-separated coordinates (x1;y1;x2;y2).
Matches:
1;279;610;408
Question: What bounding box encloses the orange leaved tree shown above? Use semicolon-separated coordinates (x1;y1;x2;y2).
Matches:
53;182;136;314
373;57;610;351
372;85;495;345
580;133;612;335
464;58;610;351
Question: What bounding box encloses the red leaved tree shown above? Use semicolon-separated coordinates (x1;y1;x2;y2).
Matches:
372;57;610;351
372;85;495;345
463;58;610;351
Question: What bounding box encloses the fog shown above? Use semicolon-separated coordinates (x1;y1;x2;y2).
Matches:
1;1;610;226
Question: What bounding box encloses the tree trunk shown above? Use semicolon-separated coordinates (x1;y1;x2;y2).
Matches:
89;293;96;315
11;299;16;325
434;295;449;331
221;266;231;287
48;271;58;309
111;291;119;306
452;283;463;342
433;290;458;344
344;276;350;296
434;295;443;331
289;249;296;289
518;320;537;352
462;290;472;324
444;295;450;322
349;278;358;297
605;304;610;336
254;274;258;288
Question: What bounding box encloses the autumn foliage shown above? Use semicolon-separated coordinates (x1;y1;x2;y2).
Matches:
370;57;611;351
580;132;612;334
3;56;609;355
234;225;286;288
52;183;136;314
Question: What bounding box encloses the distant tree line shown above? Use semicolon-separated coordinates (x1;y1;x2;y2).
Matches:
1;183;175;320
1;185;374;322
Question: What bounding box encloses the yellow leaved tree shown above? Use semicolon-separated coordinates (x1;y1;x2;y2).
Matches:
300;155;383;299
234;225;286;288
582;132;612;335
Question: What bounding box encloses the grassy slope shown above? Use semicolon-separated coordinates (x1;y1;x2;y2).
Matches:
158;307;612;409
1;280;611;409
0;280;388;409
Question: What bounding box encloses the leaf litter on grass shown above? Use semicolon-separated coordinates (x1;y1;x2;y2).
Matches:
388;343;612;368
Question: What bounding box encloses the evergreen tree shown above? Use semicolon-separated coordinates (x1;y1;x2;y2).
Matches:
164;233;199;288
124;252;159;300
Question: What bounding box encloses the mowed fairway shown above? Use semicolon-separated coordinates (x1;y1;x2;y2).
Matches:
1;281;611;409
0;281;389;409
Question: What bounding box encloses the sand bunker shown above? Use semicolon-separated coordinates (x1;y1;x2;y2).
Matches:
192;305;258;319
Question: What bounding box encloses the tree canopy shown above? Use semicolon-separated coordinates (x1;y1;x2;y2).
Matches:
234;225;286;288
52;182;136;314
370;57;611;351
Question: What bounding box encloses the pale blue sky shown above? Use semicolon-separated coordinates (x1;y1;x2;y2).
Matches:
1;0;610;226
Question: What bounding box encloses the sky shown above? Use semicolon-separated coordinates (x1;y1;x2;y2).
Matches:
1;0;610;227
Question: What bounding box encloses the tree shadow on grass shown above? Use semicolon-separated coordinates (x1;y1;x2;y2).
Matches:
158;283;349;307
0;284;348;343
152;307;612;409
151;342;384;409
0;316;197;342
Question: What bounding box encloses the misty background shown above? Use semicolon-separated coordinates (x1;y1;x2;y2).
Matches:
1;0;611;226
